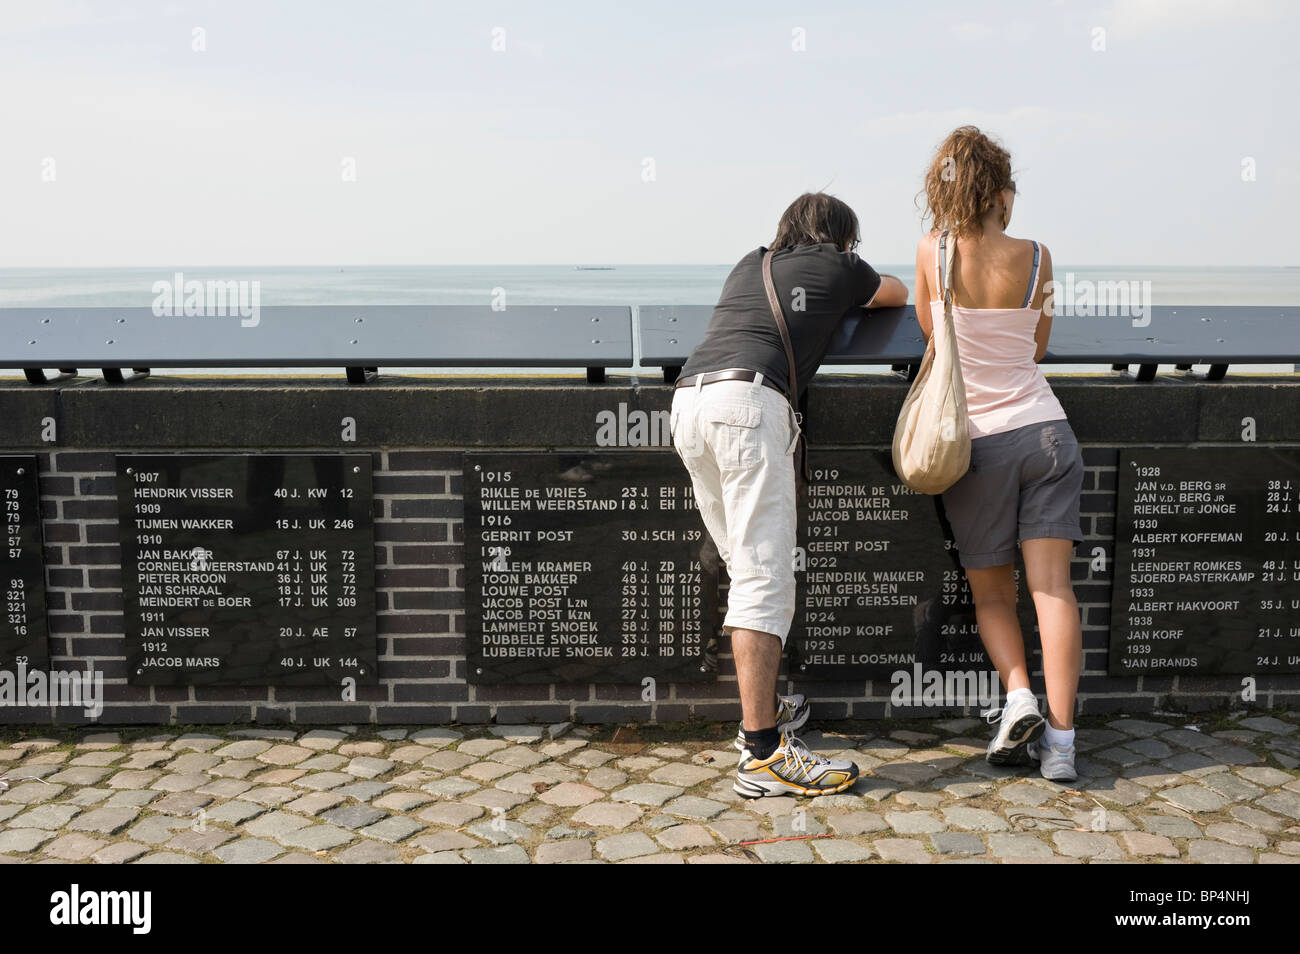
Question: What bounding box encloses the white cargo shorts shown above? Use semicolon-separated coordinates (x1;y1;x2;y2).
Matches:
669;373;801;644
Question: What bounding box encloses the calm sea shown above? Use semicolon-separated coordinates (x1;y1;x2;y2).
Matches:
1;265;1296;377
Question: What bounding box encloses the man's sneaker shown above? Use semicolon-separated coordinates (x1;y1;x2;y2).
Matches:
1028;739;1078;781
981;694;1045;766
732;694;810;751
734;731;858;798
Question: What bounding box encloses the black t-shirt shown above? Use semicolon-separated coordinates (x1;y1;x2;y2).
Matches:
678;244;882;401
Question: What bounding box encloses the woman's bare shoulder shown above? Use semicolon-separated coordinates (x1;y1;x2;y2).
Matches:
916;229;943;252
1011;235;1051;258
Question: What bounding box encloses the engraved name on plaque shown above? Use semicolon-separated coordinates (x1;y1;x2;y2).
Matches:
465;452;718;684
118;454;378;686
1111;447;1300;674
788;450;1035;680
0;456;50;671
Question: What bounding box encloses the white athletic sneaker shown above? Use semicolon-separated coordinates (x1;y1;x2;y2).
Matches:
1029;739;1078;782
734;731;858;798
981;694;1045;766
732;693;810;751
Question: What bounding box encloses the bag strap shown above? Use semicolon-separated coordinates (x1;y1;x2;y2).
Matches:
938;230;956;306
761;249;799;404
1020;240;1042;308
761;248;811;489
934;231;944;291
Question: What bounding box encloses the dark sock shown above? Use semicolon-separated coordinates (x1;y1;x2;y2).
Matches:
743;726;780;760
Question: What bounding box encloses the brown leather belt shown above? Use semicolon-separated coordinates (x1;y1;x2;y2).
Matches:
673;369;786;395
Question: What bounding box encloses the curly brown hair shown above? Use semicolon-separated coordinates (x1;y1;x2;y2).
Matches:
919;126;1015;237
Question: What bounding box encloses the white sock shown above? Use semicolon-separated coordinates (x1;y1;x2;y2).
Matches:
1006;687;1037;709
1043;724;1075;748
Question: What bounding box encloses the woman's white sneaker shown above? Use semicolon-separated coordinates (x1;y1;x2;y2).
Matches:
981;695;1045;766
1030;740;1078;781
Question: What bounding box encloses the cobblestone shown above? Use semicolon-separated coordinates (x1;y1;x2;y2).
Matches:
0;714;1293;864
279;825;355;851
214;838;283;864
322;805;388;830
42;833;107;860
11;804;81;829
874;838;932;863
1257;790;1300;819
535;839;593;863
127;816;193;844
245;811;312;839
66;806;140;835
1161;784;1230;813
461;844;528;864
1205;823;1269;849
0;829;55;853
596;832;658;861
612;783;684;807
151;792;214;816
358;817;425;843
92;842;149;864
989;833;1053;859
941;806;1009;831
1119;831;1179;857
931;832;985;855
1138;813;1202;839
663;795;728;820
204;800;266;825
466;819;530;845
1187;840;1255;864
165;829;237;854
1053;831;1122;859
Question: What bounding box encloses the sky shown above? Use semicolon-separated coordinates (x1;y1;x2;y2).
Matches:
1;0;1296;267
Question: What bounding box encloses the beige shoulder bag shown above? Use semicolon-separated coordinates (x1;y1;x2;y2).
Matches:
891;230;971;494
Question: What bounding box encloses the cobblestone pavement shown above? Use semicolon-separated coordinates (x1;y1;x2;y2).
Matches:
2;711;1299;864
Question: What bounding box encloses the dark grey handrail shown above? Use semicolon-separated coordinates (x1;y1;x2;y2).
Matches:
641;305;1300;382
0;305;634;385
3;304;1294;386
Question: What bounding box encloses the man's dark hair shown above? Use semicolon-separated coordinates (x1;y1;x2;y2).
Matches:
770;192;860;252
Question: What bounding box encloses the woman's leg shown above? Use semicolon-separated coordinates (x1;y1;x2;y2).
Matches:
965;563;1031;694
1020;537;1081;730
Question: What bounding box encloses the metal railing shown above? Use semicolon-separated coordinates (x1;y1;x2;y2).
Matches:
1;304;1295;385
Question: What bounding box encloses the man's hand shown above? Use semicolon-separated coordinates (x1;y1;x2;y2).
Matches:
865;274;908;309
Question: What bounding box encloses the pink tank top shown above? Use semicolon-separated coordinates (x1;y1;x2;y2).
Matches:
928;234;1066;439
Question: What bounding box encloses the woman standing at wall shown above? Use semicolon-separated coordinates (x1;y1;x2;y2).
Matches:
912;126;1085;781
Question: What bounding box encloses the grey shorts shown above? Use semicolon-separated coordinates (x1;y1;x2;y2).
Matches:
941;419;1084;569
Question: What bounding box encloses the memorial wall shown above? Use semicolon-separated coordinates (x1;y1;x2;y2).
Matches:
0;375;1296;726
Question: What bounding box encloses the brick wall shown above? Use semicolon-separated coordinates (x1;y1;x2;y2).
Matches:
2;376;1297;726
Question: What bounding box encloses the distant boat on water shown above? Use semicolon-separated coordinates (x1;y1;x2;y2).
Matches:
574;266;616;270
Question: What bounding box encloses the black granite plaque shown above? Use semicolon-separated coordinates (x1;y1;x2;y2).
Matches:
1111;447;1300;674
788;449;1036;681
465;451;718;683
118;454;378;686
0;456;50;671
